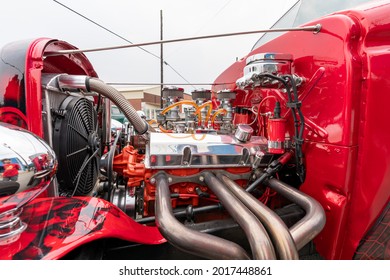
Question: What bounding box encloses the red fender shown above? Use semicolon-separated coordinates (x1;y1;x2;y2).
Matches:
0;197;165;260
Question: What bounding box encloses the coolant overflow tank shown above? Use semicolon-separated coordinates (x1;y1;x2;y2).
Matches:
236;53;293;88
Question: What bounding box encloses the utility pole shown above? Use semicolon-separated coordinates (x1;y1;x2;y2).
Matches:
160;9;164;109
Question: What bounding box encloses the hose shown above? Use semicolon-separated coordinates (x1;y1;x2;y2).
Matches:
57;75;150;135
161;100;199;115
194;101;212;126
87;78;149;135
211;108;227;128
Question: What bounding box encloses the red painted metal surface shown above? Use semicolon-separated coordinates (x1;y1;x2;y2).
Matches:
0;38;98;137
0;40;30;128
213;2;390;259
0;197;165;260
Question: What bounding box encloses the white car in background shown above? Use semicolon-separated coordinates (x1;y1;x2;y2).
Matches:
111;118;123;133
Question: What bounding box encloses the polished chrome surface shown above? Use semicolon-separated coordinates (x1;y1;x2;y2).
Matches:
246;53;293;64
0;207;27;245
235;124;254;142
146;132;268;169
162;86;184;98
191;89;212;100
268;141;284;149
216;89;236;101
57;74;89;91
111;187;136;218
252;150;270;169
0;122;57;197
236;53;293;88
218;174;299;260
104;99;112;146
0;123;57;213
154;172;250;260
203;172;276;260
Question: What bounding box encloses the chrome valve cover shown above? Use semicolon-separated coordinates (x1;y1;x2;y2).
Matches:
145;132;269;169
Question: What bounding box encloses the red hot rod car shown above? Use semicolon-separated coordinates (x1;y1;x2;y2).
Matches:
0;0;389;260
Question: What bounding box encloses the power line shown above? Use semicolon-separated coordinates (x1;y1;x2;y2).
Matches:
165;0;233;59
52;0;158;59
193;0;234;35
52;0;195;88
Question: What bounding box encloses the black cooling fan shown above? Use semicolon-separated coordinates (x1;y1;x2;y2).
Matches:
53;96;100;196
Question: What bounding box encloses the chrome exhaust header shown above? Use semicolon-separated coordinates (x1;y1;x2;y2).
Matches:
153;170;325;259
265;178;326;250
202;172;276;260
154;172;250;260
218;174;299;260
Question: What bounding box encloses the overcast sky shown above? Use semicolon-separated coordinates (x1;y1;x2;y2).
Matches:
0;0;297;93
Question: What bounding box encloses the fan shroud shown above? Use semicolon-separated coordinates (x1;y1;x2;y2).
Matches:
53;96;100;196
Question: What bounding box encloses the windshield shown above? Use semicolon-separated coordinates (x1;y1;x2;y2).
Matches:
252;0;374;50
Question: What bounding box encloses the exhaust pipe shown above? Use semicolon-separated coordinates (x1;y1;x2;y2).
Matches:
266;178;326;250
154;171;324;259
154;172;250;260
218;174;299;260
203;172;276;260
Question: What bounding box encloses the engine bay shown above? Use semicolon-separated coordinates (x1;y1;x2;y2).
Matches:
29;50;326;260
3;1;390;260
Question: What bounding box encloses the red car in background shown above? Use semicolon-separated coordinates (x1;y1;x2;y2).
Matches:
0;0;388;260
